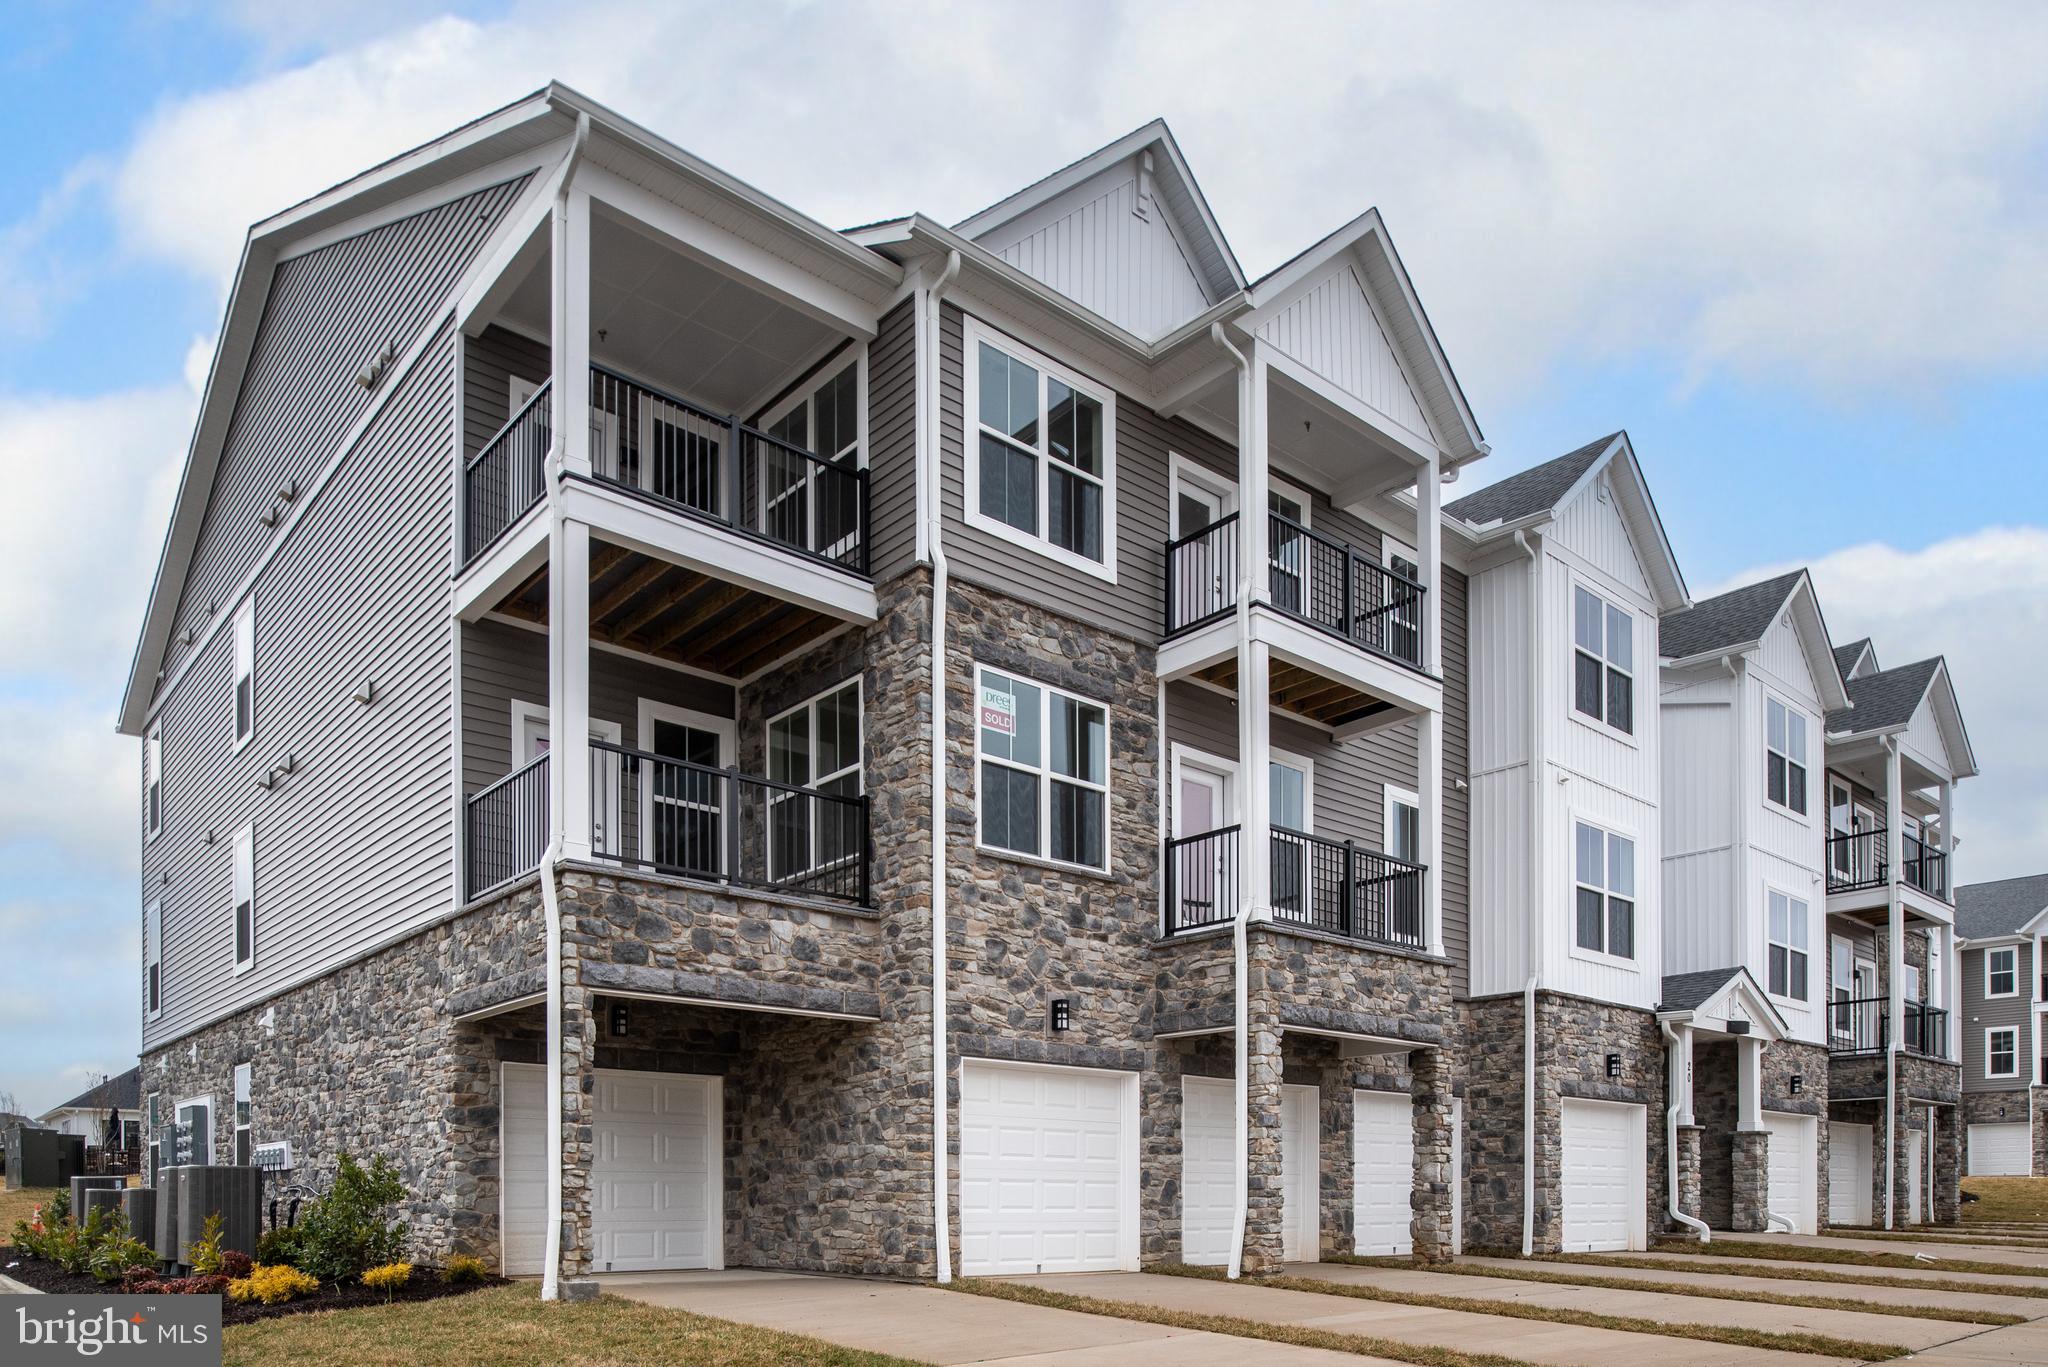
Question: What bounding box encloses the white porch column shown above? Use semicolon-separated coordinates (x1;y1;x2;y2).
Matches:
1938;779;1955;900
1417;456;1444;955
1235;338;1272;919
1241;341;1271;604
552;186;592;479
1672;1022;1696;1127
1736;1034;1763;1132
1884;738;1904;1228
550;518;593;860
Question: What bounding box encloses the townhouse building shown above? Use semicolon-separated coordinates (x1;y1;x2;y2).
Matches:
1955;874;2048;1176
120;87;1983;1294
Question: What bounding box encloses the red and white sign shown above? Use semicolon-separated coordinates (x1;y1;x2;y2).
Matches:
979;685;1015;736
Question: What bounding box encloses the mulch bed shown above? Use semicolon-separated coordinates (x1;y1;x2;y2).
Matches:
0;1246;506;1325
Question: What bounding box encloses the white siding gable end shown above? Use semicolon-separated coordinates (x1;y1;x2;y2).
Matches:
1253;261;1435;450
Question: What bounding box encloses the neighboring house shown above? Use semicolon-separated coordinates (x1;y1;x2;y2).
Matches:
118;85;1987;1292
36;1068;143;1150
1956;873;2048;1176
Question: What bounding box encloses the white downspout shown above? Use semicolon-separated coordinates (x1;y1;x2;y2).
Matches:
926;249;960;1284
540;109;589;1306
1212;321;1254;1281
1513;528;1541;1257
1660;1021;1711;1242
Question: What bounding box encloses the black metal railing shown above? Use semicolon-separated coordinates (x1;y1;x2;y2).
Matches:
1828;994;1949;1058
463;379;552;563
1161;513;1427;672
1164;824;1427;949
587;366;869;574
465;753;550;899
1826;827;1951;901
589;741;871;905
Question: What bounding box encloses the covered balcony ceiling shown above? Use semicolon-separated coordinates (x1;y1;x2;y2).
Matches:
496;206;847;416
1176;365;1424;500
1192;655;1396;731
494;541;845;680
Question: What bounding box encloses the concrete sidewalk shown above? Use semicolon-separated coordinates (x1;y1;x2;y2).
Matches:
1877;1318;2048;1363
1461;1255;2048;1318
599;1268;1400;1365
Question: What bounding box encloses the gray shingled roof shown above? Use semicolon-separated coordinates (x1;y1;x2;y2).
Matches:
1443;434;1617;526
1659;571;1806;661
45;1067;140;1117
1825;658;1941;736
1834;638;1873;681
1956;874;2048;940
1661;967;1743;1012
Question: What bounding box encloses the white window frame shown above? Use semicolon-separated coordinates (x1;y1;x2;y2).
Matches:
231;823;255;975
1167;453;1235;539
631;699;731;874
1764;693;1810;817
231;599;255;751
233;1063;253;1166
973;663;1111;873
1570;816;1638;963
1986;946;2019;998
764;678;866;881
174;1093;214;1167
144;899;163;1022
961;315;1118;583
1267;748;1315;834
145;1092;161;1184
145;723;163;842
1382;784;1421;864
1765;885;1811;1003
754;347;869;562
1986;1026;2020;1080
1569;580;1635;741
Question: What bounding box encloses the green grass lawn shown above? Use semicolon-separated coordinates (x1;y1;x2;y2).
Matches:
1962;1177;2048;1225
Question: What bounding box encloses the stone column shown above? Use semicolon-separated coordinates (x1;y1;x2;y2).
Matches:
1729;1129;1769;1232
1240;996;1286;1274
555;873;599;1292
1674;1125;1704;1230
1933;1104;1961;1226
1410;1045;1454;1262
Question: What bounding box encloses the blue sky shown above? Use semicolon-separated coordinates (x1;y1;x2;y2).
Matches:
2;1;2045;1115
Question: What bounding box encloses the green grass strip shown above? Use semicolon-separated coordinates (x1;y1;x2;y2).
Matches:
1325;1253;2021;1327
1149;1262;1907;1361
1640;1238;2048;1278
947;1276;1539;1367
1540;1254;2048;1303
1815;1227;2048;1248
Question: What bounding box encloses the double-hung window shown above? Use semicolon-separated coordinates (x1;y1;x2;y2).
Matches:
976;666;1108;871
1986;946;2018;997
232;600;255;749
144;899;162;1021
1571;586;1633;735
1574;820;1635;959
145;723;162;841
766;680;864;885
1987;1026;2019;1079
966;320;1114;578
232;825;255;974
1766;696;1809;814
1767;889;1810;1000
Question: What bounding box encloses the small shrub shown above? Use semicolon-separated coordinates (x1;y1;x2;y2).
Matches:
254;1225;304;1269
165;1274;231;1296
229;1264;320;1305
440;1253;490;1285
294;1153;409;1282
361;1261;412;1301
45;1190;71;1228
120;1266;162;1294
219;1248;254;1279
189;1213;226;1275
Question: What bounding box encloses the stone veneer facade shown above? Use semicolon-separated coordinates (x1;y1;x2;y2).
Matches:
1689;1037;1831;1232
1830;1049;1962;1226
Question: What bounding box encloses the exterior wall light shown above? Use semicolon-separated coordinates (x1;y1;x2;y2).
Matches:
609;1002;629;1038
1049;999;1072;1032
1605;1053;1621;1078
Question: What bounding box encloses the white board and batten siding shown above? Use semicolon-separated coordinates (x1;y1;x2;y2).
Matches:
1658;675;1736;979
1743;613;1830;1045
1253;263;1436;451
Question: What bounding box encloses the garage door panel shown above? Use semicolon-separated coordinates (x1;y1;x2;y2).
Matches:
500;1064;548;1276
1561;1099;1642;1252
1828;1122;1872;1225
1182;1077;1234;1265
1763;1113;1817;1235
960;1062;1133;1275
1969;1123;2030;1177
1355;1091;1415;1256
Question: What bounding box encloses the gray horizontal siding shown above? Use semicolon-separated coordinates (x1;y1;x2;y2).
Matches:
143;332;462;1050
1962;942;2036;1091
866;298;919;584
464;324;550;460
460;619;736;795
158;178;528;699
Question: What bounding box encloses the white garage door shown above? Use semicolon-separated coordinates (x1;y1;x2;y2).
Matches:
501;1065;722;1276
1280;1084;1319;1264
1828;1122;1872;1225
591;1070;721;1272
960;1061;1134;1275
501;1063;548;1276
1181;1077;1235;1265
1763;1112;1818;1234
1560;1099;1643;1252
1354;1090;1414;1256
1969;1123;2032;1177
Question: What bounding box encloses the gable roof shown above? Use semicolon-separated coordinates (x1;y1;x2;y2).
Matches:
1658;569;1850;709
1834;638;1876;681
1657;966;1790;1038
1825;655;1978;777
1443;434;1613;525
1660;967;1744;1011
40;1067;141;1120
1956;874;2048;941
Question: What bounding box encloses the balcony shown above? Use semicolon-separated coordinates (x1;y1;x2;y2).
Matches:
462;744;872;907
1825;828;1951;902
1827;995;1950;1059
1165;511;1425;671
1163;824;1427;950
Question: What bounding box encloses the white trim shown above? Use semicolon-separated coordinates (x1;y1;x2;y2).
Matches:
1269;747;1315;834
1986;945;2019;999
144;723;162;843
1267;473;1313;528
1168;452;1235;538
231;599;256;752
232;1062;253;1165
1168;743;1236;838
751;347;870;564
1986;1025;2020;1080
1764;883;1812;1006
1764;692;1812;819
1568;576;1637;746
231;823;255;976
1382;784;1420;863
635;698;735;874
763;678;865;883
960;313;1119;584
1568;813;1640;966
144;899;163;1022
973;663;1111;874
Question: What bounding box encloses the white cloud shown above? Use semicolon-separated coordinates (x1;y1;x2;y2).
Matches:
1713;526;2048;885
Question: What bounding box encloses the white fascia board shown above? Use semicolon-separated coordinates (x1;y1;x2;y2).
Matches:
453;507;551;622
1564;436;1688;613
276;143;560;265
1156;617;1239;683
1250;607;1443;717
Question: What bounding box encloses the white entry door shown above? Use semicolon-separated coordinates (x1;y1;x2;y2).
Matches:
959;1061;1136;1275
514;702;624;856
1560;1099;1644;1252
1171;755;1234;929
1354;1090;1415;1255
1907;1130;1925;1224
590;1070;722;1272
1181;1077;1236;1265
1969;1123;2032;1176
1281;1085;1319;1263
1169;467;1234;627
1828;1122;1873;1225
1763;1112;1818;1234
500;1063;547;1276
